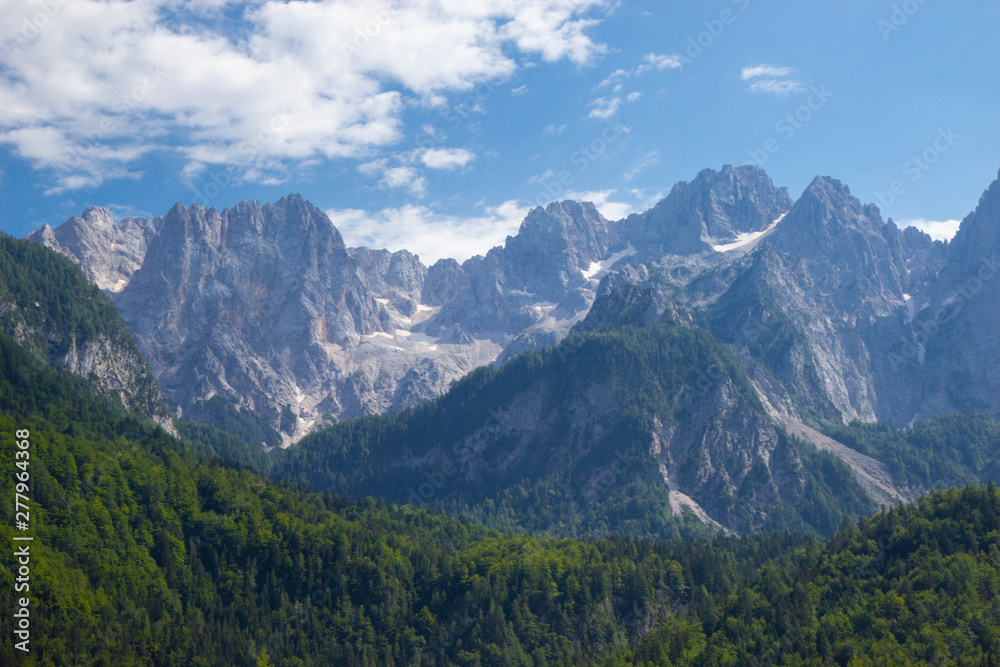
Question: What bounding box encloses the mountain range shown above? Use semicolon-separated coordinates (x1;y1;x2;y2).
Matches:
25;163;1000;534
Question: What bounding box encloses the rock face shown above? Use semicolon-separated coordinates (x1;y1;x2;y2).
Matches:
27;207;161;292
112;196;394;442
31;195;635;444
902;169;1000;421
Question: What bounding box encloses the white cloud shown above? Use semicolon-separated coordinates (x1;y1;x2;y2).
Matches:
629;187;665;211
637;52;682;74
740;64;803;96
597;52;680;90
328;199;530;263
359;146;474;194
563;189;634;220
0;0;610;193
511;84;529;96
543;123;567;135
587;96;621;120
419;147;475;170
589;51;679;120
898;218;962;242
748;79;804;95
597;68;629;88
359;159;428;197
741;64;795;80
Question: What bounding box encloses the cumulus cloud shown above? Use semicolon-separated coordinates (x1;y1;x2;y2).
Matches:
359;160;428;197
419;147;475;170
597;68;629;88
0;0;610;193
587;96;621;120
328;199;530;263
358;145;475;196
327;183;662;262
898;218;962;242
748;79;804;95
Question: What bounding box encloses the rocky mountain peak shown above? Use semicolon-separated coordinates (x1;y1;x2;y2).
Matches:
503;199;614;279
26;205;161;292
788;176;883;231
945;167;1000;269
764;175;906;312
623;164;792;257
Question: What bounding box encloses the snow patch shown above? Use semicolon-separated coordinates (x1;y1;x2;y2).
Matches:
581;243;638;282
712;213;787;253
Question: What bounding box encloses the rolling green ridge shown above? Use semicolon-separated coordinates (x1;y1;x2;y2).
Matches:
271;324;752;539
603;483;1000;666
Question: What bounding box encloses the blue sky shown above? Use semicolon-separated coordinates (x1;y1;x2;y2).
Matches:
1;0;998;262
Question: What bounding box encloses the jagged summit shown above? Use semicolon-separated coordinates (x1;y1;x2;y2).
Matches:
622;164;793;257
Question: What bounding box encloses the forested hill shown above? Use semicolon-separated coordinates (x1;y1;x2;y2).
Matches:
0;233;165;417
3;323;1000;664
605;482;1000;666
271;321;878;538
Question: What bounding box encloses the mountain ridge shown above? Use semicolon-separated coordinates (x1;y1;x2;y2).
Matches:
27;164;1000;451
